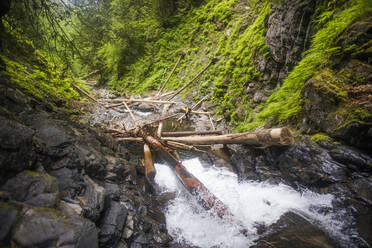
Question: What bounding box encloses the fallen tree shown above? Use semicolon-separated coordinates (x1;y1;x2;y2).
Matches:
162;127;294;147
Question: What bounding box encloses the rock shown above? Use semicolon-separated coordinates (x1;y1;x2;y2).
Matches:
0;116;34;150
104;182;121;201
35;120;74;148
0;170;59;208
80;146;107;180
329;146;372;172
59;200;83;216
349;177;372;205
301;69;372;149
136;103;154;112
79;176;105;221
99;200;128;247
262;0;316;85
252;212;337;248
50;167;83;199
11;207;99;248
0;116;35;174
122;214;134;240
0;201;20;244
253;91;267;103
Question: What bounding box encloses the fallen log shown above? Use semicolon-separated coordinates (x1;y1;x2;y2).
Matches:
163;127;294;147
157;51;186;97
168;58;218;101
101;98;177;105
71;83;98;103
162;130;223;137
157;103;171;137
144;143;156;181
138;130;233;218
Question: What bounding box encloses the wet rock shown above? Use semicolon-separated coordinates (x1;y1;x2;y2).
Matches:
136;103;154;112
0;116;35;174
253;212;337;248
350;177;372;205
79;176;105;221
99;200;128;247
11;207;99;248
329;146;372;172
104;182;120;201
131;233;150;248
0;202;20;244
50;167;83;199
35;119;74;148
277;142;347;186
0;116;34;150
0;170;59;208
156;192;176;206
59;200;83;216
301;69;372;149
261;0;316;85
122;214;134;240
80;146;107;180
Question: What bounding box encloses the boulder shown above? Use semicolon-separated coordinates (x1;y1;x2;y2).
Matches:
0;116;35;174
79;176;105;221
0;170;59;208
99;200;128;247
253;212;337;248
50;167;83;199
0;202;20;244
11;207;99;248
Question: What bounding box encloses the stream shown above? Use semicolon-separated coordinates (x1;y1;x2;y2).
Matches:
87;88;366;248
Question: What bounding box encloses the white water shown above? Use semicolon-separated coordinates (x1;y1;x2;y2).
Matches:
154;158;352;248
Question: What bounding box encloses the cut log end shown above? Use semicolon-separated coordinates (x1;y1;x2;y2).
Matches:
269;127;294;146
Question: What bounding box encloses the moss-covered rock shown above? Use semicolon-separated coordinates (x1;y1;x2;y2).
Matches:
301;68;371;148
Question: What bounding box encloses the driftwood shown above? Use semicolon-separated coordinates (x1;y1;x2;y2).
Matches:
71;83;98;103
157;103;171;137
80;69;100;80
157;51;186;97
144;143;156;181
138;129;233;218
163;128;294;147
162;130;223;137
102;98;177;104
168;58;218;101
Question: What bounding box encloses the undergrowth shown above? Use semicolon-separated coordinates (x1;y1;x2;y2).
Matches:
246;0;372;130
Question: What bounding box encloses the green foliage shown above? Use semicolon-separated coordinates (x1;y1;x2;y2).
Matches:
254;0;372;127
2;55;82;107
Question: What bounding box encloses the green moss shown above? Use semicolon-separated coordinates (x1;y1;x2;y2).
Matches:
334;105;372;131
24;170;41;177
310;133;332;143
254;0;372;125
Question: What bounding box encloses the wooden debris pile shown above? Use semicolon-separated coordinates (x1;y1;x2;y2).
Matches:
78;56;295;233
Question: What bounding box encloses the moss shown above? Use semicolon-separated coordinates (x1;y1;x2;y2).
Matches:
334;105;372;131
310;133;332;143
24;170;41;177
253;0;372;125
0;201;21;211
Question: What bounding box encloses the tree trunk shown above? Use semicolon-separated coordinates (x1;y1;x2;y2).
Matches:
163;127;294;147
139;131;233;218
143;143;156;181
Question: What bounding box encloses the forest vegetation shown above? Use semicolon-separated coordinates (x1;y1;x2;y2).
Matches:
1;0;371;136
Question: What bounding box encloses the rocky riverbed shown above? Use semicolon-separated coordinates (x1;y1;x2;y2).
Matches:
1;72;372;248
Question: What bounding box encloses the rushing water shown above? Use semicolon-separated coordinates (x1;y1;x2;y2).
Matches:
155;158;355;248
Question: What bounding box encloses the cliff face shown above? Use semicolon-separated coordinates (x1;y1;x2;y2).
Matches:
110;0;371;148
